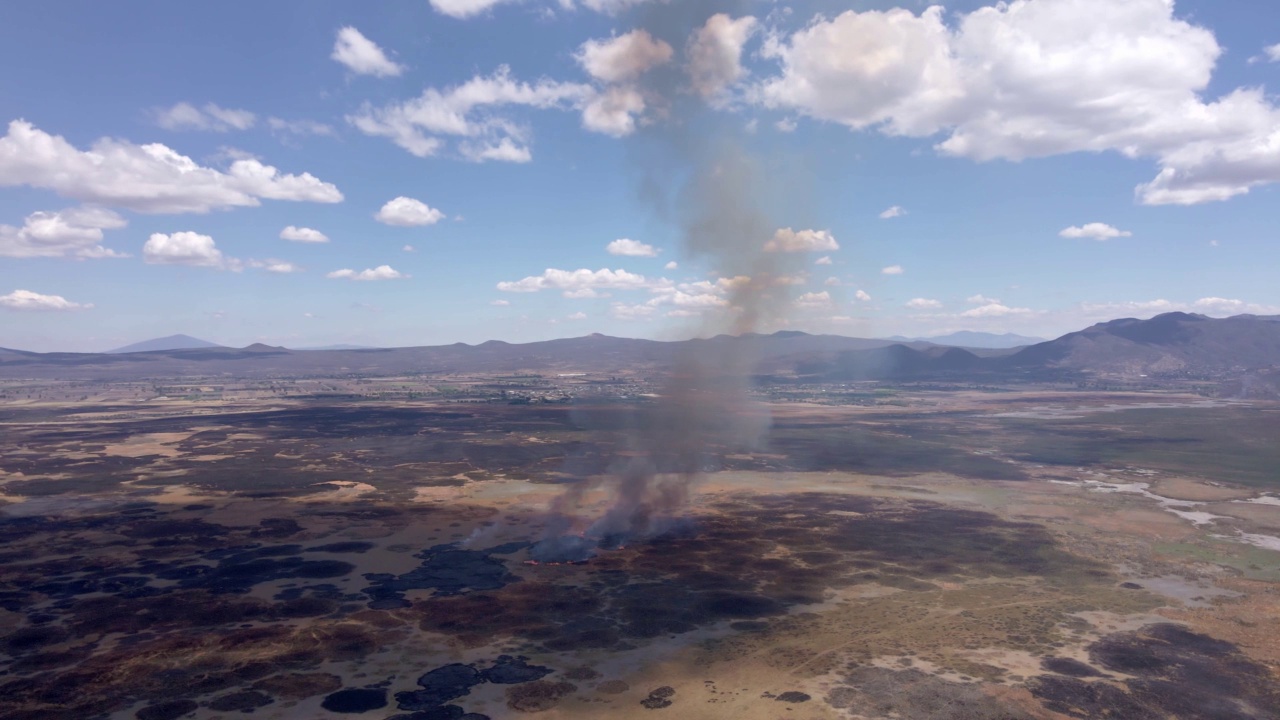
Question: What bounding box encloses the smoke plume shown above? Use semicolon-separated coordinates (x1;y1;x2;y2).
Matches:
533;0;806;561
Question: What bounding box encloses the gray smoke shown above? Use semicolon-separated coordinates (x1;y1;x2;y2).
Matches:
534;0;806;557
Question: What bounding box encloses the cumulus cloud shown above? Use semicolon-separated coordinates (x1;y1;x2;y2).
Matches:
775;118;797;133
248;259;302;274
280;226;329;243
967;294;1001;305
879;205;906;219
375;197;445;226
580;86;648;137
754;0;1280;205
0;206;128;258
764;227;839;252
576;0;664;12
664;260;678;270
155;103;256;132
1060;223;1132;240
332;26;404;77
687;14;759;102
350;66;591;160
906;298;943;309
575;31;673;137
881;265;904;275
567;311;588;320
460;137;533;163
497;268;658;295
143;232;232;269
815;256;833;265
1267;43;1280;62
578;30;673;84
606;238;658;257
327;265;407;281
0;120;342;214
0;289;92;311
960;302;1034;317
267;118;335;138
795;291;832;308
855;289;872;302
428;0;519;18
612;302;656;321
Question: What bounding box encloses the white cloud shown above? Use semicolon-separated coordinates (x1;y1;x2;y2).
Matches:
881;265;904;275
754;0;1280;206
1060;222;1132;241
687;14;759;102
0;289;92;311
573;30;675;138
879;205;906;219
327;265;407;281
497;267;658;295
1267;43;1280;62
577;30;673;84
966;294;1001;305
606;238;658;257
581;85;648;137
775;118;797;133
332;26;404;77
815;256;832;265
0;120;342;213
375;197;445;226
664;260;678;270
280;225;329;243
429;0;518;18
143;232;229;269
960;302;1034;317
1209;239;1220;247
824;277;840;286
764;227;839;252
0;206;128;258
1190;297;1280;315
796;291;832;308
567;311;588;320
490;299;511;306
349;66;591;159
403;244;416;252
155;103;256;132
460;137;533;163
249;259;302;274
267;118;336;137
906;298;943;309
611;302;656;321
855;289;872;302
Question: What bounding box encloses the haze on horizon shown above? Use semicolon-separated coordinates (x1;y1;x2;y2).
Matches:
2;0;1279;353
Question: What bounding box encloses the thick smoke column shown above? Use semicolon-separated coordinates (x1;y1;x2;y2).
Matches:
533;1;806;561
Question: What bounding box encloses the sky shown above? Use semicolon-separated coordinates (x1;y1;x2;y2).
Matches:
1;0;1278;352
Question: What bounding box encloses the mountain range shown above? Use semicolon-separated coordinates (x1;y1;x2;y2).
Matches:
885;331;1046;348
3;314;1278;393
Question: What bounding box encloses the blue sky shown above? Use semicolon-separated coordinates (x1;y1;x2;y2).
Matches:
1;0;1278;352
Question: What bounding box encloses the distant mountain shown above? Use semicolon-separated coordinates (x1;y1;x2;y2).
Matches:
1009;312;1280;374
5;316;1278;389
107;334;223;354
292;344;379;351
887;331;1047;349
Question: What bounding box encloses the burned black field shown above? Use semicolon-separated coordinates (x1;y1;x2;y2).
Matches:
2;395;1279;718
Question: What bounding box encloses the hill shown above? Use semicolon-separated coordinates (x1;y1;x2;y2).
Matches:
887;331;1047;349
1008;312;1280;375
3;315;1278;389
107;334;224;354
